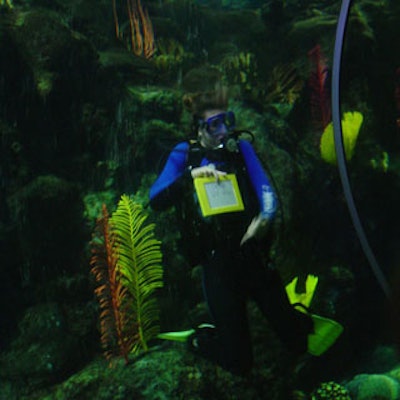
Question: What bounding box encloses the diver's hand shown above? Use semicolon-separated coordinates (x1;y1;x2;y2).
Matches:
240;214;270;246
191;164;227;181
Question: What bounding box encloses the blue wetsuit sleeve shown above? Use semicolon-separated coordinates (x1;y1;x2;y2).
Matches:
238;139;277;220
149;142;190;210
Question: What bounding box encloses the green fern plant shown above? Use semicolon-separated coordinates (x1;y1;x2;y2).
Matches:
110;194;163;354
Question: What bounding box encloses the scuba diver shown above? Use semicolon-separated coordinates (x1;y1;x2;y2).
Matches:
149;86;341;375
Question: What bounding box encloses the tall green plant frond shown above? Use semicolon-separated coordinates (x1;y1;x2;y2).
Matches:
110;194;163;353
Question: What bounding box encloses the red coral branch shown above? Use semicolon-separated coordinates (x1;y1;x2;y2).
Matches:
90;204;132;365
308;44;331;130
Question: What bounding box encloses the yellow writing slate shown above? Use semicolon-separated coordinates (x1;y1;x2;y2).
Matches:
194;174;244;217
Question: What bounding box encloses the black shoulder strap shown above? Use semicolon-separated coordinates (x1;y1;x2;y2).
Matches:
186;140;205;168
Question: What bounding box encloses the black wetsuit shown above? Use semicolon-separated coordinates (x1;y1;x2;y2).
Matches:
150;139;313;374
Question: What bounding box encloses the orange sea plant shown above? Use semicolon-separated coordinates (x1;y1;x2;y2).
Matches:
112;0;156;59
90;204;132;365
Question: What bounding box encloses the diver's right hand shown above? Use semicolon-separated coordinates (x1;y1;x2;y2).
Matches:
240;213;270;246
190;164;227;181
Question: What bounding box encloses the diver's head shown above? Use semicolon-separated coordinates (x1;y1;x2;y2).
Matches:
197;109;235;149
182;84;235;149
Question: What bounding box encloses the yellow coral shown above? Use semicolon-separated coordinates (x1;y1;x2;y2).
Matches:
220;52;258;89
265;64;304;105
320;111;363;165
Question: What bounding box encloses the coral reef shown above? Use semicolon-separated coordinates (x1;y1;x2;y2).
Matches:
0;303;91;391
2;0;400;399
346;373;400;400
311;381;351;399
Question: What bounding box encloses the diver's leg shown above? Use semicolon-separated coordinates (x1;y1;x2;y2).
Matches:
191;247;253;374
242;243;313;355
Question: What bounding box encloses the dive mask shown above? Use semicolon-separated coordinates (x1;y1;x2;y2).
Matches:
199;111;236;137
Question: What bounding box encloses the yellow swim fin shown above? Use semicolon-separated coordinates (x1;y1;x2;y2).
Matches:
157;329;195;342
285;274;319;309
307;313;344;356
286;274;344;356
308;314;344;356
